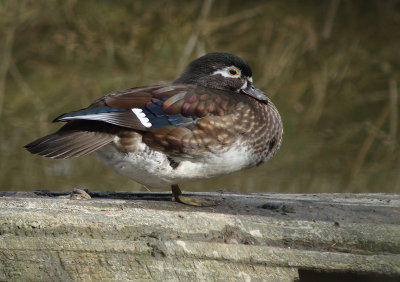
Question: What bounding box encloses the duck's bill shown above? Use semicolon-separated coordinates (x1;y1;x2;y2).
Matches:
240;82;269;104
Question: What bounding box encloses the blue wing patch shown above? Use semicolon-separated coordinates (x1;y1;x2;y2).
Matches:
144;99;197;129
53;100;197;130
54;106;127;122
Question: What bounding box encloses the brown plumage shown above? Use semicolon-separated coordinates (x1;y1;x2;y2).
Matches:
25;52;283;206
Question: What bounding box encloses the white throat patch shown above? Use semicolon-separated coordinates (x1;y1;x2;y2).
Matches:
241;80;248;90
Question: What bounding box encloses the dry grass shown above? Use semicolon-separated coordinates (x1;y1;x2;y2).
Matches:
0;0;399;193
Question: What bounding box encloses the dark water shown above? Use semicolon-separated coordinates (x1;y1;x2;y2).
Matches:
0;0;399;194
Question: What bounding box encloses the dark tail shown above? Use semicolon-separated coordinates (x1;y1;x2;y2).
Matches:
25;121;115;159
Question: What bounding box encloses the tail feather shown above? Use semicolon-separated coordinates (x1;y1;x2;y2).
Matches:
25;121;116;159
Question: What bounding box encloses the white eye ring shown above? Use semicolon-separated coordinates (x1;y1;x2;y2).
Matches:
212;66;242;78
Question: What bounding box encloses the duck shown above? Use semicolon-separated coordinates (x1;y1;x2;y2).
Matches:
25;52;283;206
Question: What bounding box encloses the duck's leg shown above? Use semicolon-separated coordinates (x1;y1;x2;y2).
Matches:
171;184;215;207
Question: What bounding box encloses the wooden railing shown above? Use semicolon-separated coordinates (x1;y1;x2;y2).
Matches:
1;191;399;281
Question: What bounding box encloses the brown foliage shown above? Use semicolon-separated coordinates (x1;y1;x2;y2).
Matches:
0;0;399;192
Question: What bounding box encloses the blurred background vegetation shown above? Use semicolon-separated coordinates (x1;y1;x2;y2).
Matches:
0;0;399;193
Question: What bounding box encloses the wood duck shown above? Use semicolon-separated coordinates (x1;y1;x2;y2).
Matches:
25;52;283;206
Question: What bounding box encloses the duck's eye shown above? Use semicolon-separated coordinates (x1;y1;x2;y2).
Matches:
228;68;239;76
212;66;241;78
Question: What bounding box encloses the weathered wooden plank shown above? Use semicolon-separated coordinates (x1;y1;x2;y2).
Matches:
0;191;399;281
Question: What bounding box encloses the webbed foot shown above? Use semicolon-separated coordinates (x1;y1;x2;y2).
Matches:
171;184;215;207
70;188;91;200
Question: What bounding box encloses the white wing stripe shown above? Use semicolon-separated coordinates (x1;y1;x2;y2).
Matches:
131;108;152;128
57;110;152;129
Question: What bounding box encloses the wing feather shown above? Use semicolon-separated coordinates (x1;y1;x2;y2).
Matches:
55;109;149;130
25;84;246;159
25;121;116;159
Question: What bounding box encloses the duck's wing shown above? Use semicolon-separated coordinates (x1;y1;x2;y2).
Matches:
25;84;238;159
